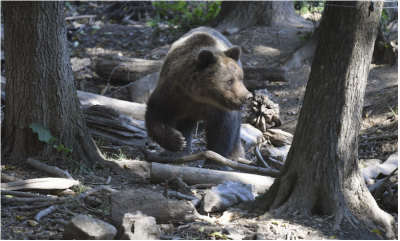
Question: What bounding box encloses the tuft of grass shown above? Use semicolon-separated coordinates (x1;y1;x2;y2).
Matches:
113;148;127;160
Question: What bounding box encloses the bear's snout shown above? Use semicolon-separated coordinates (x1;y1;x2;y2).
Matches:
244;92;253;103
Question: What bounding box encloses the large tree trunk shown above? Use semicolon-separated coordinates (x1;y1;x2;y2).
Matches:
211;1;307;30
2;2;104;165
243;1;395;237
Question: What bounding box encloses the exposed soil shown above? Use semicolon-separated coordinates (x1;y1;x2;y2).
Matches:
1;3;397;240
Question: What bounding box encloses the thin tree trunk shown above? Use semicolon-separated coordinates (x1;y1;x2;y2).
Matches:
243;1;395;237
2;2;104;165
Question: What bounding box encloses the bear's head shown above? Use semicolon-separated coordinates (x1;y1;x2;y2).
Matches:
193;46;253;111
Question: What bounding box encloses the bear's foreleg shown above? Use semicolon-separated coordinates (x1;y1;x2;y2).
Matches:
145;109;186;152
204;110;242;170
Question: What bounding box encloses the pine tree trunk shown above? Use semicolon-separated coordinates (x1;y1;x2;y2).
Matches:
244;1;395;237
211;1;306;30
2;2;104;165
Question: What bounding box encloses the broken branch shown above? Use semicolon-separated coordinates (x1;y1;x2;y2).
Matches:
141;148;279;178
27;158;74;180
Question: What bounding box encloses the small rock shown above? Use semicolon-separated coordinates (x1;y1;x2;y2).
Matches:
203;181;256;213
223;27;239;35
260;145;291;163
117;212;161;240
240;124;263;152
27;220;38;227
62;215;117;240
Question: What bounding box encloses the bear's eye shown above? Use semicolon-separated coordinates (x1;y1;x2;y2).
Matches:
227;79;233;85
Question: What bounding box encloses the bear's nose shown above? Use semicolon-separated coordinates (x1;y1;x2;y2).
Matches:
245;93;253;102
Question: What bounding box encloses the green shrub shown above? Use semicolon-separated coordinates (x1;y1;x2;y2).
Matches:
147;1;221;39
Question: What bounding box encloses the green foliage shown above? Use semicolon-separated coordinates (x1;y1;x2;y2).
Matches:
294;1;324;15
29;123;73;154
147;1;221;38
113;148;127;160
29;123;58;144
68;158;94;175
299;31;313;41
381;9;390;37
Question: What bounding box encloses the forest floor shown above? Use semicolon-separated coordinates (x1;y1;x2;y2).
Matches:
1;5;398;241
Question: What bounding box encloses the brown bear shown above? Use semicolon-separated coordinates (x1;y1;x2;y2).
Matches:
145;27;252;169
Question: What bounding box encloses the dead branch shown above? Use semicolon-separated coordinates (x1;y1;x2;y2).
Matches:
1;196;69;204
34;205;57;222
237;157;254;165
1;178;79;191
254;146;269;168
373;168;398;200
168;190;201;207
27;158;74;180
78;185;117;201
141;148;279;178
1;173;22;183
1;190;53;198
65;15;97;21
150;162;275;194
10;200;67;211
361;134;398;141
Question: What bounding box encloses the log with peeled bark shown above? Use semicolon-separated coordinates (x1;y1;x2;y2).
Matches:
92;54;163;82
150;162;275;194
77;90;146;121
1;178;79;191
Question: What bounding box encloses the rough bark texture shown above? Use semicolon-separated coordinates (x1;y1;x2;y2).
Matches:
244;1;395;237
211;1;306;30
2;2;104;164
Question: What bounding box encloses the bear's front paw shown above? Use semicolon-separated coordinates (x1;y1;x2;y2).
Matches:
162;129;187;152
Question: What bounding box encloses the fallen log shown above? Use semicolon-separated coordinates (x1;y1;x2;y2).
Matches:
77;90;146;121
1;178;79;191
92;54;163;82
92;54;288;91
141;149;279;178
243;66;290;91
27;158;74;180
150;162;275;193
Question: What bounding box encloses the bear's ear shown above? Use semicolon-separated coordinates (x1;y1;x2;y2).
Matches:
197;49;216;70
224;46;241;62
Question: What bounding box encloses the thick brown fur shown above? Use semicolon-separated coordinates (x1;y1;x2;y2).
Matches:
145;27;252;169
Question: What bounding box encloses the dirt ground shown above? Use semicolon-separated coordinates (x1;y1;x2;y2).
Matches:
1;4;398;240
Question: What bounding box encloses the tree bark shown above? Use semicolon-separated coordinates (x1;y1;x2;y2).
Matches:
211;1;307;30
242;1;395;237
2;2;104;164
